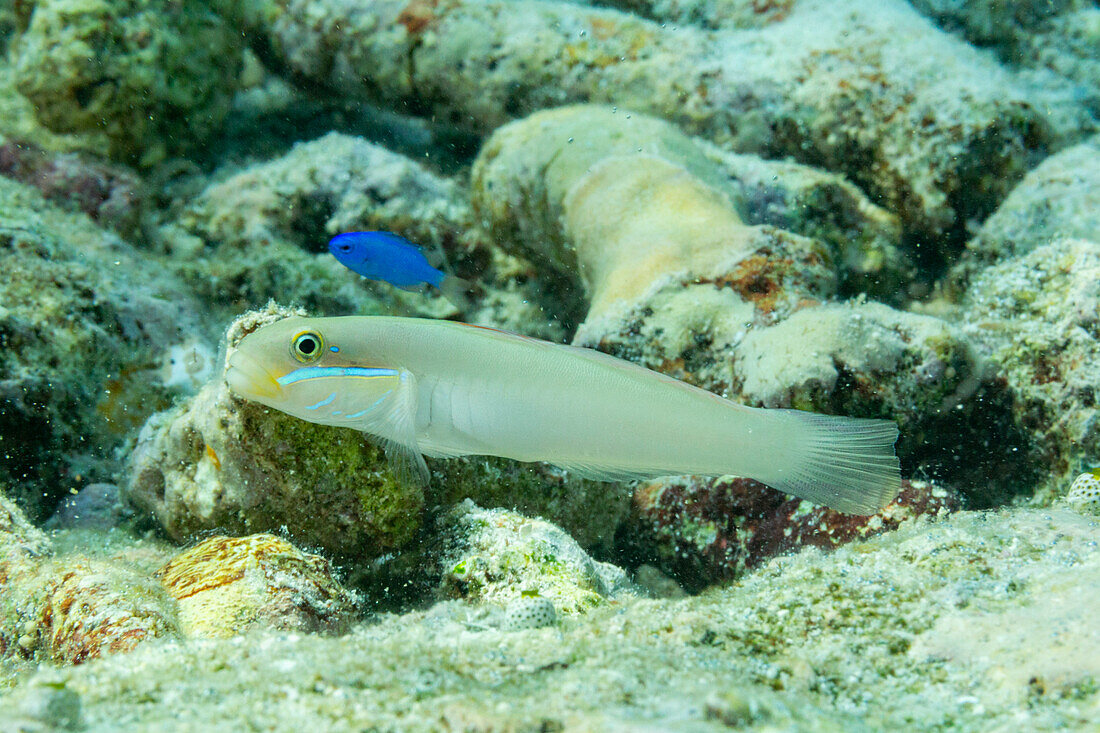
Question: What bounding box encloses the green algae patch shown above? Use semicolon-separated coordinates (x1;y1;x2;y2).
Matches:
126;379;425;559
438;501;632;616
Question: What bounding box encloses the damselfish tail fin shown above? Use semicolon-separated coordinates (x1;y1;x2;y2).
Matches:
438;274;473;311
763;410;901;515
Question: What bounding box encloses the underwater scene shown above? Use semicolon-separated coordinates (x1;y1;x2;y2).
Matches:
0;0;1098;730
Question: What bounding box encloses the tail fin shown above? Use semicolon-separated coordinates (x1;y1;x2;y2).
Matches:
438;274;472;311
763;410;901;515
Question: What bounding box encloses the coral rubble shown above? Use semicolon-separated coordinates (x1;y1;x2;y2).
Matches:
1;488;180;668
439;500;634;615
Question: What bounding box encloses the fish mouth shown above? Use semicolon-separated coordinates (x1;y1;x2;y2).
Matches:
225;349;284;401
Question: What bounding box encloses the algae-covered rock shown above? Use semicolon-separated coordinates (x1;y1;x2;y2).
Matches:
909;0;1100;100
704;148;911;302
439;500;634;615
157;534;358;638
10;0;243;164
433;456;630;555
959;238;1100;499
953;135;1100;280
0;489;51;566
0;178;205;520
219;0;1092;242
0;137;143;235
733;302;975;420
124;305;426;558
939;136;1100;500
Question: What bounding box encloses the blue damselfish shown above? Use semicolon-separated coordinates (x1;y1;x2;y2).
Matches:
328;231;469;307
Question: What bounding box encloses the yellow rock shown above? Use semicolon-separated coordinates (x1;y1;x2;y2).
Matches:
157;534;358;639
563;154;759;317
472;104;834;337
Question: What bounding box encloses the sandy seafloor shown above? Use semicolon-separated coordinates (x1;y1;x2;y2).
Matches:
1;0;1100;730
3;508;1100;731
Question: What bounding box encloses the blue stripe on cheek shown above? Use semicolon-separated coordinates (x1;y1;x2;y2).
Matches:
277;366;399;385
305;392;337;410
345;394;389;419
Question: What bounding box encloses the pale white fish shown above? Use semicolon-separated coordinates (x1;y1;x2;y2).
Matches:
226;316;901;514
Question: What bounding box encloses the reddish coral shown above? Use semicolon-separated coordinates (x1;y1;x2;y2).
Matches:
0;140;142;233
44;563;178;665
629;477;958;591
397;0;444;35
697;233;832;325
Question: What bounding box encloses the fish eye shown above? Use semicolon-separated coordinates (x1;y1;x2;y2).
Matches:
291;331;324;363
338;243;352;252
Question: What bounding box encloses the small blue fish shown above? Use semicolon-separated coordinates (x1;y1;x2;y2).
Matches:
329;231;469;308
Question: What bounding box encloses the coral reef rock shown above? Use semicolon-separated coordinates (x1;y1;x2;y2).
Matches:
0;137;143;235
10;0;243;164
433;456;631;557
439;500;634;615
216;0;1094;241
0;178;204;520
956;135;1100;278
171;132;474;319
628;477;958;590
959;239;1100;498
473;105;1017;502
124;305;426;559
2;488;179;667
933;137;1100;501
157;534;358;638
909;0;1100;98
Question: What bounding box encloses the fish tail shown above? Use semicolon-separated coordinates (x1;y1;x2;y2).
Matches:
438;274;473;311
758;410;901;515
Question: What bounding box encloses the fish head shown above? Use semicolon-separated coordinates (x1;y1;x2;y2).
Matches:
226;316;401;425
328;232;375;271
328;232;360;259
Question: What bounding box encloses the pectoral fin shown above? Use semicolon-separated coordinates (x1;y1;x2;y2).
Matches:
381;436;430;487
368;370;430;487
